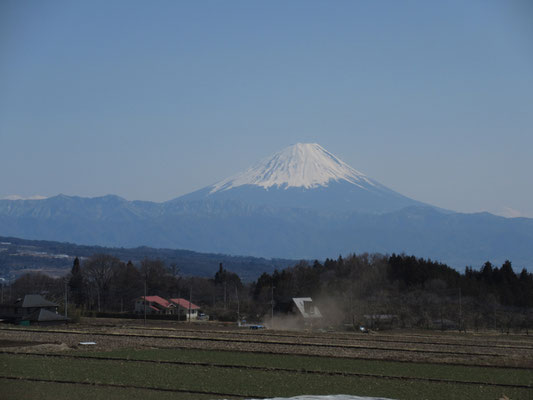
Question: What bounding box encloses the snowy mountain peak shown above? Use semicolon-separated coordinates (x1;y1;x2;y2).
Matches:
210;143;376;192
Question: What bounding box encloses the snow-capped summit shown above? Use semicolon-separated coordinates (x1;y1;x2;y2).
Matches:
210;143;376;192
175;143;426;213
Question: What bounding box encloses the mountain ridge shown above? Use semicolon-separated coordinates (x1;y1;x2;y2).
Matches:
1;194;532;270
176;143;429;214
1;143;532;271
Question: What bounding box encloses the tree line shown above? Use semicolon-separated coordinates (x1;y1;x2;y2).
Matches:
4;252;533;332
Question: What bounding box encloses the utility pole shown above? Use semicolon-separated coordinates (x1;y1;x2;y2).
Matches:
459;287;462;332
224;280;227;311
143;279;147;326
271;285;275;330
188;286;192;323
177;289;181;322
96;287;101;313
235;285;240;323
349;280;354;329
64;278;68;318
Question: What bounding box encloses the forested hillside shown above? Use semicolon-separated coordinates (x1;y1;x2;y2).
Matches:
0;236;292;281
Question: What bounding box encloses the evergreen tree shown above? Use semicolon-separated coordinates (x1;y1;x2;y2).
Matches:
69;257;85;306
214;263;242;310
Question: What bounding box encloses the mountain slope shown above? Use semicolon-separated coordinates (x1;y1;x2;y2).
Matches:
0;143;532;271
211;143;375;191
1;195;532;270
177;143;426;213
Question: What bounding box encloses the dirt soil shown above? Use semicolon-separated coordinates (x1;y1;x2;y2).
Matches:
1;318;532;368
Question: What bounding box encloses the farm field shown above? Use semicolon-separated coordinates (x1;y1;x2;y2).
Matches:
1;319;532;400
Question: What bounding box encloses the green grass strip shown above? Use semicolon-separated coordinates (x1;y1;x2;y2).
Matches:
88;347;533;387
0;377;223;400
1;353;531;400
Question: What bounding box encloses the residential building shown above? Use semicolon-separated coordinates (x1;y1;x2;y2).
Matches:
0;294;67;325
134;296;175;315
170;298;200;320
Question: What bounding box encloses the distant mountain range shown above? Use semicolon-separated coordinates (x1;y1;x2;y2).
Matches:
1;143;532;271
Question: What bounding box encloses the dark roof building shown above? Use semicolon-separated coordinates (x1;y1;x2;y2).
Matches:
15;294;58;309
22;308;68;324
0;294;67;325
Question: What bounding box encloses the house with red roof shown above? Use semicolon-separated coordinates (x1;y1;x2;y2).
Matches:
134;295;175;315
170;298;200;320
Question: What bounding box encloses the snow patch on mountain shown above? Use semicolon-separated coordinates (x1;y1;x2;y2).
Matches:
211;143;376;193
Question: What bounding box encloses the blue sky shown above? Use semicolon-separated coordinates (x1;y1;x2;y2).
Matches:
1;0;532;217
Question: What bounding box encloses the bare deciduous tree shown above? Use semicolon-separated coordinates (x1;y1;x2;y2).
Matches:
84;254;122;312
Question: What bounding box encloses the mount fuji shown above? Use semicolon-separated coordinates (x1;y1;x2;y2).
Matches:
176;143;426;213
1;143;532;270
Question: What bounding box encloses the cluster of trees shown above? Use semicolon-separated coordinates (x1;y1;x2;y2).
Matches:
69;255;185;312
252;254;533;331
5;255;178;312
5;255;245;319
4;252;533;332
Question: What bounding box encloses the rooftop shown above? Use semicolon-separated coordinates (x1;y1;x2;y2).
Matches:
141;296;173;309
292;297;322;319
15;294;58;308
170;298;200;310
